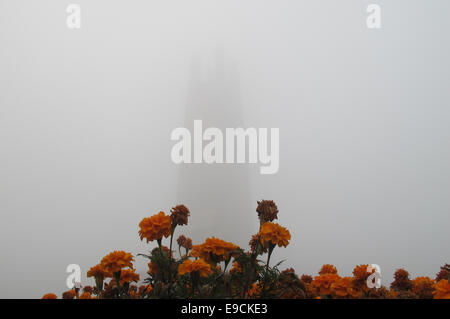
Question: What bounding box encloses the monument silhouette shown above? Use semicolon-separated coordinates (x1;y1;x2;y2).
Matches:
176;48;256;248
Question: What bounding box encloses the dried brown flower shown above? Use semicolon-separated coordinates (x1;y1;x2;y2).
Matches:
183;238;193;250
391;268;413;291
256;200;279;224
319;264;338;275
300;274;313;284
436;264;450;282
170;204;190;226
177;235;193;250
177;235;187;247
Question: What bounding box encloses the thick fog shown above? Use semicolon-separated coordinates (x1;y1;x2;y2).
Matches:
1;0;449;298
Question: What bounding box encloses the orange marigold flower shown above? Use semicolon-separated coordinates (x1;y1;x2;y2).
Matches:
247;282;262;298
42;293;57;299
189;248;203;259
319;264;338;275
87;264;112;279
100;250;134;274
190;237;239;263
311;273;340;296
352;264;371;281
118;269;140;285
139;211;172;242
62;289;76;299
170;204;190;226
433;279;450;299
352;264;373;291
79;292;91;299
330;277;361;299
366;286;392;299
413;277;435;299
259;222;291;248
178;259;212;278
256;200;279;224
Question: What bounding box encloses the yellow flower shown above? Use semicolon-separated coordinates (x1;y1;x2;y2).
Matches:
100;251;134;274
178;259;212;278
139;211;172;242
259;222;291;248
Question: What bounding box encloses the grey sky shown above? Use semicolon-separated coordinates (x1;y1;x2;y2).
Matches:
0;0;449;298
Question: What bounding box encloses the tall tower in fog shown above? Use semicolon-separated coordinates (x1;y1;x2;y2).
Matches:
176;48;255;247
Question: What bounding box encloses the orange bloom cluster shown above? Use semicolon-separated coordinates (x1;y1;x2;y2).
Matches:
62;289;76;299
114;269;140;286
79;292;92;299
190;237;239;263
353;264;371;280
87;264;112;279
412;277;435;299
319;264;338;275
258;222;291;248
247;283;262;297
433;279;450;299
139;211;172;242
178;259;212;278
100;251;134;274
311;273;341;295
330;277;361;299
41;201;450;300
